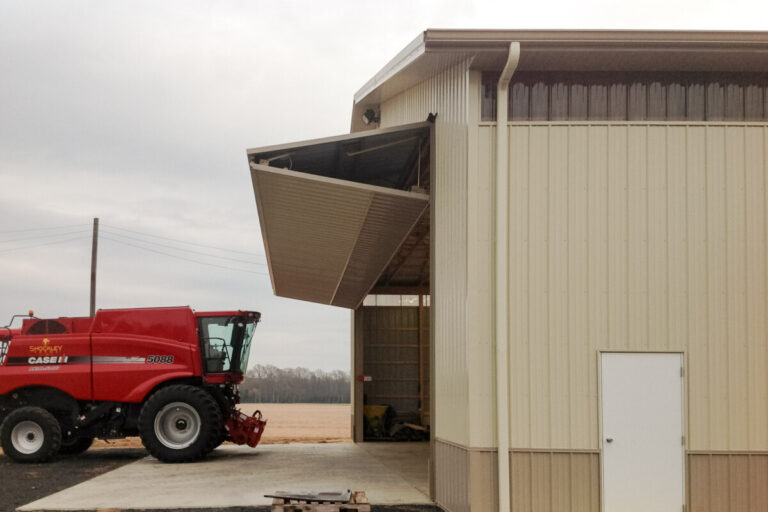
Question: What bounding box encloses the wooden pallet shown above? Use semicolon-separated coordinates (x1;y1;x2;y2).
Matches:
270;490;370;512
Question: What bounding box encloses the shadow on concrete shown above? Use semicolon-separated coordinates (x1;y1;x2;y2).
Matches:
0;448;146;512
56;507;440;512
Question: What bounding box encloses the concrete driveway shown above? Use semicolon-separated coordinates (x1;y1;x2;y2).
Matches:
19;443;432;510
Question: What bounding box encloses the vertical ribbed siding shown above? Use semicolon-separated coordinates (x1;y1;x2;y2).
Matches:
493;123;768;451
361;306;426;422
352;309;364;442
510;451;601;512
481;73;768;122
435;439;470;512
688;453;768;512
381;59;472;445
466;71;497;449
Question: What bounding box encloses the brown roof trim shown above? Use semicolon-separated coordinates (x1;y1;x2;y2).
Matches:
424;29;768;47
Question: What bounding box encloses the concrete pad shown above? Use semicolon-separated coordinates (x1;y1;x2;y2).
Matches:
20;443;432;510
359;443;429;496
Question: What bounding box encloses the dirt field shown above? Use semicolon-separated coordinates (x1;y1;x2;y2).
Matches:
89;403;352;450
238;403;351;444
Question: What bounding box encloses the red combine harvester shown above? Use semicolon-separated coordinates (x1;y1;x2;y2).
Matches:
0;307;266;463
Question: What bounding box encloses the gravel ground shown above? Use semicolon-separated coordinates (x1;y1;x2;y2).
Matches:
0;448;146;512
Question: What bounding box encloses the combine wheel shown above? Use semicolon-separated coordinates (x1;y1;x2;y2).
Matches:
138;385;222;462
213;428;231;450
0;407;62;463
59;436;94;456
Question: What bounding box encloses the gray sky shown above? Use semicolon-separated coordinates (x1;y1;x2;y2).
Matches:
1;1;765;372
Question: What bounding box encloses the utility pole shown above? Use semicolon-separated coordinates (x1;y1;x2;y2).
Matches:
90;217;99;317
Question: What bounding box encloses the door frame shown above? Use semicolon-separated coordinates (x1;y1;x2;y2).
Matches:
597;350;687;512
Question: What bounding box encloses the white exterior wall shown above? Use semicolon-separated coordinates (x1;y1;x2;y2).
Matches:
471;122;768;452
465;72;497;449
377;65;768;511
381;63;505;512
380;58;477;447
368;46;768;509
464;120;768;511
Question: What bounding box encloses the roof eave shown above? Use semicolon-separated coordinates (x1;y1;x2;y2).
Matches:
353;32;427;105
423;28;768;46
352;29;768;111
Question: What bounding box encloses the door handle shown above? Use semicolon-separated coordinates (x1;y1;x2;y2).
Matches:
606;438;614;443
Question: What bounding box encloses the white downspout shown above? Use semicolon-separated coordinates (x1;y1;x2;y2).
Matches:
496;41;520;512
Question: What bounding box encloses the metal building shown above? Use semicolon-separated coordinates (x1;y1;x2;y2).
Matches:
248;30;768;512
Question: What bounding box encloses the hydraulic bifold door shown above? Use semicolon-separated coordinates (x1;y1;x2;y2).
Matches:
247;122;431;309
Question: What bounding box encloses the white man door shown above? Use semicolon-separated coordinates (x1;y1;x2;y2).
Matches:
600;352;685;512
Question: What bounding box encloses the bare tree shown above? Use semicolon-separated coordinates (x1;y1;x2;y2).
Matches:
240;365;350;403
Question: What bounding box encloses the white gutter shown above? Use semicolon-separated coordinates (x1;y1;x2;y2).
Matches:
496;41;520;512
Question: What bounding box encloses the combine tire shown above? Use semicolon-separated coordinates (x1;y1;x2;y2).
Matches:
59;436;94;456
212;429;230;450
0;407;62;463
138;385;222;462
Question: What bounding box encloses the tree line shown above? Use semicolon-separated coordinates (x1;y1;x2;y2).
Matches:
240;364;350;403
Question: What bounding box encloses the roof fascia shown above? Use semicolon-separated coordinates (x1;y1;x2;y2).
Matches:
423;28;768;46
353;32;427;105
352;29;768;109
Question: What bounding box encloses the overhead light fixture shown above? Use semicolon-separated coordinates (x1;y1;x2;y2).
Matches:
362;108;380;125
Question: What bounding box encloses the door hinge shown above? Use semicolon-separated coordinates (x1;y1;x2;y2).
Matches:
681;366;685;377
682;435;686;446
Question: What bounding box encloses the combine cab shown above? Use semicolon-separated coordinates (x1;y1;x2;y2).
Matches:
0;307;265;463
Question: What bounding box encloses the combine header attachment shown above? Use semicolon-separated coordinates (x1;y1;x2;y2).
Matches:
225;409;266;447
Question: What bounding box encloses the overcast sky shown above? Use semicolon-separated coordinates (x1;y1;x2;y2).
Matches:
1;1;765;372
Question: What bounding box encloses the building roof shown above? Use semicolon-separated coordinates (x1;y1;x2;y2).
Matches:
249;29;768;309
354;29;768;112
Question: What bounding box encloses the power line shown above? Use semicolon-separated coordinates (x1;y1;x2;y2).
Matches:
100;235;269;276
102;224;265;257
99;228;267;266
0;230;92;245
0;235;91;254
0;223;90;234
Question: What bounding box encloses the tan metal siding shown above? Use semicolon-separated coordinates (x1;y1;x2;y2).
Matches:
352;309;364;442
688;453;768;512
466;71;497;448
494;123;768;451
469;450;499;511
435;439;470;512
434;440;500;512
381;59;473;445
510;451;601;512
360;306;429;424
250;165;428;308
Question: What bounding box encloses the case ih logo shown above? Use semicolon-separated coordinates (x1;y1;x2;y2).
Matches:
28;355;69;365
29;338;63;355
